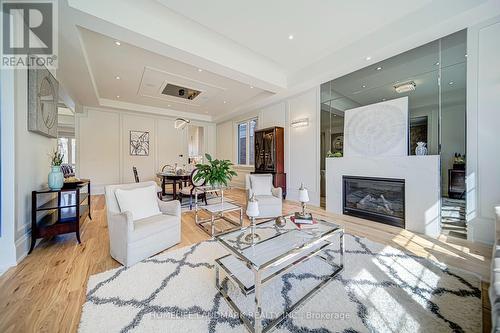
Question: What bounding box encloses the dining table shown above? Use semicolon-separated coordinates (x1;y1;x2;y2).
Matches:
156;172;191;201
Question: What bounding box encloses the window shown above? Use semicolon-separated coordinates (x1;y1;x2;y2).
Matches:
237;118;258;166
58;138;69;164
57;137;77;170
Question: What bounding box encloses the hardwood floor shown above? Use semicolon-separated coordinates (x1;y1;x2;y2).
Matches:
0;189;492;333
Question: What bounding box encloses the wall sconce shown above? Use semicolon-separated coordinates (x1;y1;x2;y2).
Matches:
291;118;309;128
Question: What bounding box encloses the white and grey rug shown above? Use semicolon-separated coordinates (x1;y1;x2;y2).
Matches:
79;234;481;333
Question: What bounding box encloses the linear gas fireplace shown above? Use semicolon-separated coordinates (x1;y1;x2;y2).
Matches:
343;176;405;228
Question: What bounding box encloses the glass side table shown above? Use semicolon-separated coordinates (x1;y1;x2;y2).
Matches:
194;186;243;237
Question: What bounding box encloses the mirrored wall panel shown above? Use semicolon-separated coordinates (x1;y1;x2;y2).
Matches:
320;30;467;230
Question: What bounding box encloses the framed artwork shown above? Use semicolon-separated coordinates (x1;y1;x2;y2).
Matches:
343;97;408;157
130;131;150;156
28;63;59;138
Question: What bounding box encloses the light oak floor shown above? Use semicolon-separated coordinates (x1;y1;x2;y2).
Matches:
0;189;493;333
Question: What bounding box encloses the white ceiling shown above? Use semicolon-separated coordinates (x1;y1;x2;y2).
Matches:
156;0;433;73
57;0;500;122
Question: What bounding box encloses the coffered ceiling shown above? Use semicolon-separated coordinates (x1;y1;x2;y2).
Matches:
78;28;272;118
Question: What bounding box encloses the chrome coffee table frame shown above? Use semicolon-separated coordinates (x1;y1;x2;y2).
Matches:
194;186;243;237
214;218;344;333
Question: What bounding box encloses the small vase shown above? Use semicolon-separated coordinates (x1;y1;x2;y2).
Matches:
48;165;64;190
415;142;428;156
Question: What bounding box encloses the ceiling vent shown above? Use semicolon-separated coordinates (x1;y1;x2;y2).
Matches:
161;83;201;100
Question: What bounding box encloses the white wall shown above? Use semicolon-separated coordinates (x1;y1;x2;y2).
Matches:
0;68;17;274
11;69;58;263
466;16;500;244
77;107;216;193
216;88;320;206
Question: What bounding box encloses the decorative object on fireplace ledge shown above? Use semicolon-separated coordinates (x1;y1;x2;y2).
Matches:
48;149;65;190
244;194;260;243
415;142;428;155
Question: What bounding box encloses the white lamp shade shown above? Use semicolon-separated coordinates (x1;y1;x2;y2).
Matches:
246;200;259;218
298;188;309;203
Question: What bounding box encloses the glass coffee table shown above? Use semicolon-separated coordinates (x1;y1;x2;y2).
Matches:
215;216;344;333
194;186;243;237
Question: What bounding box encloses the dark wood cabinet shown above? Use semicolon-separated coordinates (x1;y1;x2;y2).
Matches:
30;180;91;254
448;169;465;199
253;126;286;197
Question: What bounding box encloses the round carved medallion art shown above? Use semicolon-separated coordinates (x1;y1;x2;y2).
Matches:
345;104;406;156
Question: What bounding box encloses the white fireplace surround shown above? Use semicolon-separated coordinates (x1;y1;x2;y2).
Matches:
326;155;441;237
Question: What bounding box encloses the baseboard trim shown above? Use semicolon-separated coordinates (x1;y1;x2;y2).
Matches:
15;232;30;263
468;216;495;244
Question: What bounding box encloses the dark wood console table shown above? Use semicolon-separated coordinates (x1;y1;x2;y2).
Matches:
29;180;91;254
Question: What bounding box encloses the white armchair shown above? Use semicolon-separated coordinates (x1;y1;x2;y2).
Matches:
104;181;181;267
245;174;283;218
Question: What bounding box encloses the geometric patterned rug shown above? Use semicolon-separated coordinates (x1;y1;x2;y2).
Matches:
78;234;481;333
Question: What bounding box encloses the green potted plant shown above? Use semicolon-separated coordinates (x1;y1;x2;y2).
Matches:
48;149;65;190
194;153;237;188
326;150;343;158
453;153;465;170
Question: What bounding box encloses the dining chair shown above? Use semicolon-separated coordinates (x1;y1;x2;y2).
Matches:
159;164;175;195
179;168;207;210
132;166;162;198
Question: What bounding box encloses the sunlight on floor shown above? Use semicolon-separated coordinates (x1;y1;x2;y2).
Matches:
352;268;421;332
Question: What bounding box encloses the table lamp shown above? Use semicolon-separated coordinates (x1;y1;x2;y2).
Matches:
244;194;260;243
298;183;310;218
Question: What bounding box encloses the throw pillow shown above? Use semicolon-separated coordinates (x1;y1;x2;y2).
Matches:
250;175;273;196
115;185;160;221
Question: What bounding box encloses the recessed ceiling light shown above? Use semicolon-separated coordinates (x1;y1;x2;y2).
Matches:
365;56;372;61
114;41;121;46
435;62;440;66
288;34;294;40
376;66;383;71
449;81;454;85
116;95;120;99
198;68;203;72
223;101;227;104
115;76;120;80
167;104;171;107
361;84;367;88
250;86;254;89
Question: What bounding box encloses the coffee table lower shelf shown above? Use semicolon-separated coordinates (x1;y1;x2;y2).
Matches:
214;231;344;333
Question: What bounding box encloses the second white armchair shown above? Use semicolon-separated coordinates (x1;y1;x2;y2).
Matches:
245;174;283;218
